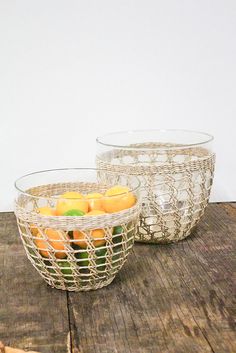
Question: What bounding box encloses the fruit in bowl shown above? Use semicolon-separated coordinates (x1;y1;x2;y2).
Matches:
15;168;140;291
102;186;136;213
34;228;69;259
56;192;89;215
32;185;136;269
32;185;136;220
85;193;104;211
73;210;107;248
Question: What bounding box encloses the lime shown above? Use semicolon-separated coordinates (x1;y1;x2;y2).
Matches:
47;261;73;282
63;209;85;216
48;264;57;278
112;244;123;267
76;251;89;267
112;226;123;244
113;226;123;235
76;249;107;271
44;260;52;266
95;248;107;269
68;231;74;239
58;261;73;276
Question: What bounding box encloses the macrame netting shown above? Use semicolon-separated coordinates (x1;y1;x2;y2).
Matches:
15;181;141;291
96;143;215;243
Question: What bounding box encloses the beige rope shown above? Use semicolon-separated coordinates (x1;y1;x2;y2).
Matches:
96;143;215;243
15;182;141;292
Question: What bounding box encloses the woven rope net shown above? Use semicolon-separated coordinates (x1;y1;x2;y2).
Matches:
15;181;141;291
96;143;215;243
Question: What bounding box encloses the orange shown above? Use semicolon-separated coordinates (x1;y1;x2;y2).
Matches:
73;229;106;248
86;210;106;216
34;228;69;259
85;193;104;211
34;235;50;258
73;210;106;247
31;206;56;237
102;185;136;213
87;210;106;246
30;224;38;237
90;229;106;247
30;207;56;237
37;206;56;216
45;228;69;258
73;230;88;248
56;191;88;215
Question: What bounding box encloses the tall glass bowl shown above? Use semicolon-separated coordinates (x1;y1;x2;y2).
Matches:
96;130;215;243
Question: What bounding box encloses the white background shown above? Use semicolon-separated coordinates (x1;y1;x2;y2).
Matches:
0;0;235;211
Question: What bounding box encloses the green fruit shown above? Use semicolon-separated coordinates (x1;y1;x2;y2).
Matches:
63;209;85;216
113;226;124;235
96;248;107;257
95;248;107;269
76;249;107;271
76;251;89;267
68;231;74;239
58;261;73;276
48;265;57;277
28;247;35;256
47;261;73;281
112;245;123;267
44;260;52;266
112;226;123;244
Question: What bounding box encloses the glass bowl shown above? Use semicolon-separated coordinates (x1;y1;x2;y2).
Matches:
14;168;141;291
96;129;215;243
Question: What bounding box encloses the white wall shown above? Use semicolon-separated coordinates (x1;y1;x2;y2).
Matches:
0;0;235;211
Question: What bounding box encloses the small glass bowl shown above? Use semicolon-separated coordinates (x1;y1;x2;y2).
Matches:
14;168;141;291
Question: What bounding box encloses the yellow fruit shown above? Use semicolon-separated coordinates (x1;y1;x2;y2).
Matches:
73;229;106;248
73;210;106;247
34;235;50;258
31;207;56;237
86;210;106;246
73;230;88;248
102;185;136;213
30;224;38;237
60;191;83;198
37;206;56;216
35;228;69;259
86;210;106;216
56;191;88;215
45;228;69;258
91;229;106;247
85;193;104;211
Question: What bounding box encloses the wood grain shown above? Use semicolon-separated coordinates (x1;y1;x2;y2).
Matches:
0;213;69;353
0;204;235;353
68;203;236;353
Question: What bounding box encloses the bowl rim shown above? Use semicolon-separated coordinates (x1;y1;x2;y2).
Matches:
14;167;141;200
96;129;214;150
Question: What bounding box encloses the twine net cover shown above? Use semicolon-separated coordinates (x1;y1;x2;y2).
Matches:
15;180;141;292
96;143;215;243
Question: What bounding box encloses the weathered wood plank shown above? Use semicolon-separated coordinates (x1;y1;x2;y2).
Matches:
68;203;236;353
0;213;70;353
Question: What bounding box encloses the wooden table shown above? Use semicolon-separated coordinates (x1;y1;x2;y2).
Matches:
0;203;235;353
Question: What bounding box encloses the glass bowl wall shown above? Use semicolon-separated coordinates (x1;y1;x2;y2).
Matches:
96;130;215;243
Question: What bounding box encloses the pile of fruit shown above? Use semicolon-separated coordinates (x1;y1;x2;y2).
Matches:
29;185;136;281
